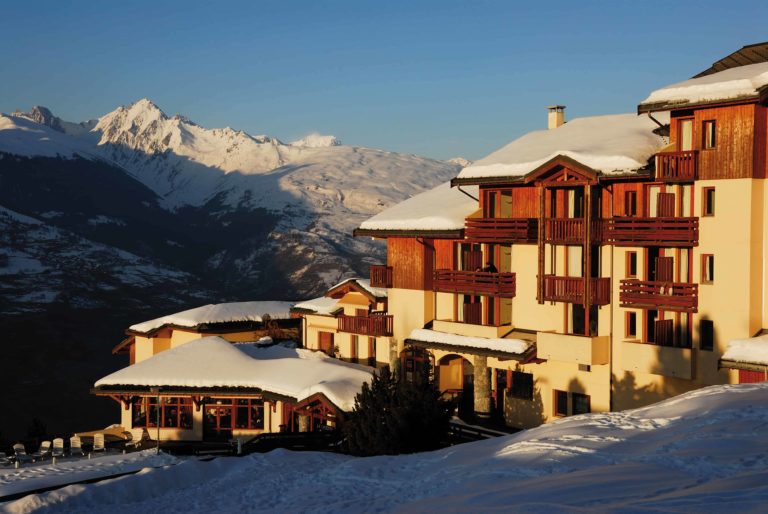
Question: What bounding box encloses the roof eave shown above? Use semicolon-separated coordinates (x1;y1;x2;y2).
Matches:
638;94;761;114
353;228;465;239
404;338;536;361
450;175;526;187
718;359;768;373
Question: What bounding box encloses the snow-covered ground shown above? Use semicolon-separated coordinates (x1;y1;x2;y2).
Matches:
3;382;767;513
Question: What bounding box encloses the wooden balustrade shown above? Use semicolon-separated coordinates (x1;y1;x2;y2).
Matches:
369;265;393;288
603;217;699;247
464;217;538;243
541;276;611;305
619;280;698;312
656;150;698;182
337;314;394;336
434;270;516;298
544;218;602;245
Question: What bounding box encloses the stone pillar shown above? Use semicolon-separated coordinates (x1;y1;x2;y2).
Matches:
473;355;491;419
297;414;310;433
389;338;400;375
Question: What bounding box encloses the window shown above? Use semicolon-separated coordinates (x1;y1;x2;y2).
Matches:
572;393;591;415
626;251;638;278
351;335;359;360
703;120;716;149
510;371;533;400
368;337;376;366
235;399;264;429
626;311;637;339
624;190;637;216
700;319;714;351
554;390;568;416
701;254;715;283
132;397;192;429
702;187;715;216
679;118;694;151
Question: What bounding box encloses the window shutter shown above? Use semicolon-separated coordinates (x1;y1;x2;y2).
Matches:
655;256;674;282
656;192;675;217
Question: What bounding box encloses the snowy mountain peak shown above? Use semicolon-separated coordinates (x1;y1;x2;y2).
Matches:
447;157;472;167
290;133;341;148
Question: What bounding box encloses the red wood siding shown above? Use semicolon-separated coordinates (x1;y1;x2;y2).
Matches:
671;105;756;180
754;105;767;179
434;239;455;270
511;187;538;217
387;237;434;290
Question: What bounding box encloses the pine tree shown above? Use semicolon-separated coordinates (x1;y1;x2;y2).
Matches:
343;363;452;456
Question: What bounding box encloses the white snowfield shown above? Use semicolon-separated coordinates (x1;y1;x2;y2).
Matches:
4;383;767;513
0;115;97;160
291;296;340;315
359;181;478;232
408;328;532;355
640;62;768;108
458;113;669;180
128;301;295;333
723;333;768;365
94;337;372;411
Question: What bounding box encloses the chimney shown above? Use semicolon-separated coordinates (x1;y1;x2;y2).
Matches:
547;105;566;130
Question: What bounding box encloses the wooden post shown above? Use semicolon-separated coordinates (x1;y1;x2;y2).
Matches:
537;185;545;304
584;185;592;336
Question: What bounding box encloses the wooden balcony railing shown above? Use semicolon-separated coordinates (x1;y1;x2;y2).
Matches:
434;270;516;298
337;313;394;337
465;217;538;243
542;276;611;305
463;302;482;325
369;265;393;288
603;217;699;247
619;280;698;312
544;218;603;245
656;150;698;182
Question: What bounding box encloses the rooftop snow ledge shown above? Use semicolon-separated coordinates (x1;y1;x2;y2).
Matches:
406;328;533;358
638;62;768;112
722;333;768;366
456;114;667;181
357;182;478;233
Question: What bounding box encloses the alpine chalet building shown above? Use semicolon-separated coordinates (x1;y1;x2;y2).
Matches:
344;44;768;428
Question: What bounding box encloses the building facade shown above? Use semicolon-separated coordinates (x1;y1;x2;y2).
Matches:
340;45;768;429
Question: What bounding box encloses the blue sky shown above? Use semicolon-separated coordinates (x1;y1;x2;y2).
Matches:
2;1;767;160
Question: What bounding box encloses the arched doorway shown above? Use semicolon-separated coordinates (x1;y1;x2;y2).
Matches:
436;354;474;419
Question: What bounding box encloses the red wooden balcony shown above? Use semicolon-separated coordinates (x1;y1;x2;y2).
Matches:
434;270;516;298
603;217;699;247
656;150;698;182
465;217;538;243
369;265;393;288
619;280;698;313
542;276;611;305
337;313;394;336
544;218;603;245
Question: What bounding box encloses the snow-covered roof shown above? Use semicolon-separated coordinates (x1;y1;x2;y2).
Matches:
456;113;669;181
639;62;768;112
291;296;341;315
407;328;533;358
722;333;768;366
95;336;372;411
357;181;478;234
328;277;387;299
129;301;295;334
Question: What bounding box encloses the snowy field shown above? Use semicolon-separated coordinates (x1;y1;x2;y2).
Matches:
3;382;767;513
